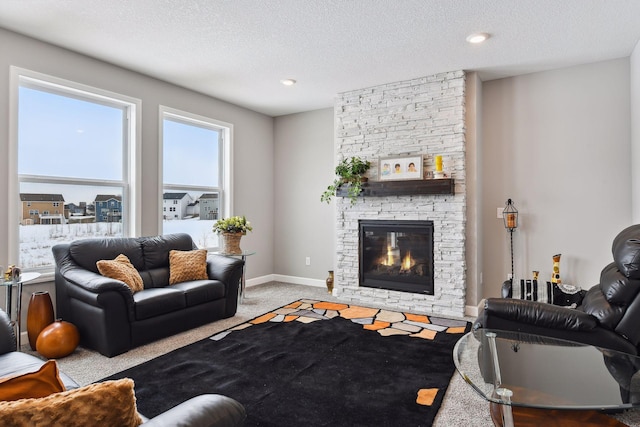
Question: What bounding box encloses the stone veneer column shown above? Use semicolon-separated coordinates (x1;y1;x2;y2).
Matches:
334;70;466;317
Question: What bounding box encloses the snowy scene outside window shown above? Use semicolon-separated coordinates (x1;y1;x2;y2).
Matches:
17;78;132;270
162;110;223;249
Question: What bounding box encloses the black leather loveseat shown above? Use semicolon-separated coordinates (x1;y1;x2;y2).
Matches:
475;224;640;355
53;233;244;357
0;308;246;426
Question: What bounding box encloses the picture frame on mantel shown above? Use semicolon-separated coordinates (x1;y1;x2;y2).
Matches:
378;155;423;181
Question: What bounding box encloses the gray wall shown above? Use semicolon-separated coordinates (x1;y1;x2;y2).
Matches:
274;108;335;283
632;41;640;222
1;27;637;319
481;58;632;298
271;58;635;306
465;72;483;307
0;28;275;292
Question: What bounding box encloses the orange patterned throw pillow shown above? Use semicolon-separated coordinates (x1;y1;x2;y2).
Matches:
0;360;65;401
0;378;143;427
169;249;208;285
97;254;144;293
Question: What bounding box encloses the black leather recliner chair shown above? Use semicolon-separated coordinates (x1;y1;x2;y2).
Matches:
475;224;640;355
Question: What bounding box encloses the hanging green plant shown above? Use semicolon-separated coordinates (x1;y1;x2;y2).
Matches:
320;156;371;206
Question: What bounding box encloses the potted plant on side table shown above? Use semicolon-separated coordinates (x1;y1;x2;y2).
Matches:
320;156;371;206
213;215;253;254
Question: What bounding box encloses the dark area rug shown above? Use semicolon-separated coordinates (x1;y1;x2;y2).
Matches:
103;300;470;427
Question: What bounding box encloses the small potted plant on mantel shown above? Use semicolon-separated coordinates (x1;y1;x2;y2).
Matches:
321;156;371;206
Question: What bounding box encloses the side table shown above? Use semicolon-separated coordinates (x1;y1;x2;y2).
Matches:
210;251;255;304
1;272;41;348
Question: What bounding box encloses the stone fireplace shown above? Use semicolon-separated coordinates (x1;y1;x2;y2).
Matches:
334;70;466;317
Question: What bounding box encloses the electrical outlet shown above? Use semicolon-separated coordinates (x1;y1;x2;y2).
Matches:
497;207;503;219
305;257;311;266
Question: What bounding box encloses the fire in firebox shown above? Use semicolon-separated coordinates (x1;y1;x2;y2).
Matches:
359;220;434;295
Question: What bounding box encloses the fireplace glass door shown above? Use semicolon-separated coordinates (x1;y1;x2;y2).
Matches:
359;220;434;295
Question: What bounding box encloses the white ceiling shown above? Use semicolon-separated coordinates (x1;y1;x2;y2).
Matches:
1;0;640;117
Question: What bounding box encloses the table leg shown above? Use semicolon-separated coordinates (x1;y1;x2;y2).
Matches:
4;283;18;348
15;280;22;348
238;256;247;304
495;388;514;427
4;284;11;319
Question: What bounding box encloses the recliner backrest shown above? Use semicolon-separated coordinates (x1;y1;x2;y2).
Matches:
612;225;640;280
582;225;640;346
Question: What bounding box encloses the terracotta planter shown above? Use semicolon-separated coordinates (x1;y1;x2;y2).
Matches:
36;319;80;359
27;291;54;350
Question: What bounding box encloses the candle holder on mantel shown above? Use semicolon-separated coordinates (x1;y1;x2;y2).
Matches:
434;155;446;179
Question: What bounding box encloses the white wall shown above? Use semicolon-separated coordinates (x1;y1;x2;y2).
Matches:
481;58;632;298
631;40;640;222
0;28;275;285
273;108;335;285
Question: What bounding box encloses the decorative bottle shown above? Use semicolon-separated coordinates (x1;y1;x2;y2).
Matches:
326;271;334;294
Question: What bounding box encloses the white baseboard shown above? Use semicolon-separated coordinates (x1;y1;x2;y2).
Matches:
271;274;326;288
465;304;479;318
245;274;274;287
246;274;326;289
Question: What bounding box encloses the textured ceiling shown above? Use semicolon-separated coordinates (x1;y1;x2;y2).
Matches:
1;0;639;116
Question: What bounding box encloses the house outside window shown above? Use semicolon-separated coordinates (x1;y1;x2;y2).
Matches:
12;68;139;271
160;107;231;249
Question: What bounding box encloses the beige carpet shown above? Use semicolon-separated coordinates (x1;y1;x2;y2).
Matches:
22;281;640;426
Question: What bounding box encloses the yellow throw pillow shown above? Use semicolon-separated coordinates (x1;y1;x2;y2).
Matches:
169;249;208;285
97;254;144;293
0;360;65;401
0;378;143;427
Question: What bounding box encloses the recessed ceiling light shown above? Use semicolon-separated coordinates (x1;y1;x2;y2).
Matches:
280;79;297;86
466;32;490;44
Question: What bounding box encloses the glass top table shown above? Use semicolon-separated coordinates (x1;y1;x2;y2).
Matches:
1;272;42;348
454;329;640;426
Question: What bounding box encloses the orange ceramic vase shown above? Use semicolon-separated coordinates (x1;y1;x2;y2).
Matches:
27;291;54;350
36;319;80;359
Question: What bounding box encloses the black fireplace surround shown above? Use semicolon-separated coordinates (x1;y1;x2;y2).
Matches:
359;220;434;295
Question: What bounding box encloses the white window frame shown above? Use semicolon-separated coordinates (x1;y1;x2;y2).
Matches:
9;67;142;273
158;106;233;248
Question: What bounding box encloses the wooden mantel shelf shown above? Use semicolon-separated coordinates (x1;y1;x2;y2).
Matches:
336;178;454;197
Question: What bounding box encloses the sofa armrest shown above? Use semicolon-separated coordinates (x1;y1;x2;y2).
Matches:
206;255;244;283
53;242;133;297
482;298;598;331
206;255;244;317
142;394;246;427
61;268;133;295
